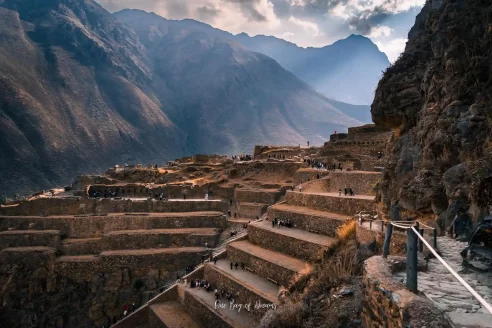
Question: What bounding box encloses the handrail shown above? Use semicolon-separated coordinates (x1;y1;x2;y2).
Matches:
410;226;492;315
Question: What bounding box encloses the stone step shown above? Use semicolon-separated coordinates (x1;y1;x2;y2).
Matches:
237;202;268;219
285;191;375;216
183;286;258;328
0;246;57;269
203;262;279;319
227;240;309;287
0;230;61;250
148;301;202;328
267;204;348;237
247;220;338;261
446;312;492;328
102;228;219;250
61;238;102;255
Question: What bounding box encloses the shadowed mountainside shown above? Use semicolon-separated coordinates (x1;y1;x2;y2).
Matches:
0;1;361;195
372;0;492;232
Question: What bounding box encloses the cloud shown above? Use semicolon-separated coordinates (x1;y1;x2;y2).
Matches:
288;16;319;36
223;0;267;22
375;38;407;62
96;0;425;62
195;5;221;22
368;25;392;38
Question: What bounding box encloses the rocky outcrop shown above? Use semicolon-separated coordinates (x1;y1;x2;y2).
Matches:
372;0;492;232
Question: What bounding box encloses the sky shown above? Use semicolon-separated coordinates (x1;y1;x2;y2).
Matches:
97;0;426;62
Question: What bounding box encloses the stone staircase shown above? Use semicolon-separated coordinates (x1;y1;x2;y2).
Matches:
125;186;376;328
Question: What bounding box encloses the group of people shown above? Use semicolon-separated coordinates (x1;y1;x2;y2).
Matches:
232;154;252;161
268;154;286;160
271;217;293;228
150;191;169;201
230;261;246;270
339;187;355;196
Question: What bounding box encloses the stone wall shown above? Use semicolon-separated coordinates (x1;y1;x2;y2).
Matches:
356;223;407;255
238;203;269;219
203;264;274;319
293;168;330;184
328;171;381;195
285;191;375;215
183;290;230;328
231;161;303;179
0;230;61;250
247;224;329;261
227;243;299;287
101;229;219;250
253;145;301;158
267;206;348;237
235;189;282;204
362;256;449;328
0;213;227;238
347;125;393;142
0;198;228;216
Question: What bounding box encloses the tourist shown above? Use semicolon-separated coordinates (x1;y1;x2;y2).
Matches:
230;199;233;205
344;187;348;196
272;218;276;228
213;256;218;265
228;209;231;217
235;262;238;269
234;212;237;218
230;262;233;270
176;273;180;283
205;242;208;249
377;151;382;159
241;262;245;271
291;183;295;191
350;188;354;196
299;184;303;192
307;141;310;147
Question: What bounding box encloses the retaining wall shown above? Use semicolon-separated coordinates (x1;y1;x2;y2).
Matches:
0;198;228;216
327;171;381;195
285;191;375;215
0;213;227;238
247;224;328;261
235;189;282;204
362;256;449;328
267;206;348;237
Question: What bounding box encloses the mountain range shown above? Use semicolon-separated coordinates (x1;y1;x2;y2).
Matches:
0;0;367;195
139;14;390;109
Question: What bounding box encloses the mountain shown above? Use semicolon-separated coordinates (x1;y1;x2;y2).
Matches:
0;1;360;195
112;12;376;121
133;15;389;108
233;33;391;107
371;0;492;230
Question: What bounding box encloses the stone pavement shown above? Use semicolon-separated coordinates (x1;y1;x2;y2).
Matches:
395;236;492;326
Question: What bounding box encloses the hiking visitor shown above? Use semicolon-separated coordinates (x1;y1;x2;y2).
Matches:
299;184;302;192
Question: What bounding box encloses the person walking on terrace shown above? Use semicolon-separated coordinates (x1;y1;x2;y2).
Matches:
299;184;303;192
349;187;354;196
205;242;208;250
230;262;233;270
228;209;231;217
344;187;348;196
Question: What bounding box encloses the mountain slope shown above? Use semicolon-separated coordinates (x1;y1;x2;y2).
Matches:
114;9;361;154
0;0;186;195
372;0;492;230
0;3;361;195
233;33;390;106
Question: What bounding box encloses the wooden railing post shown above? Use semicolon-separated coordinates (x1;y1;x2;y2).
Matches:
418;228;424;252
382;223;392;258
407;227;418;293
